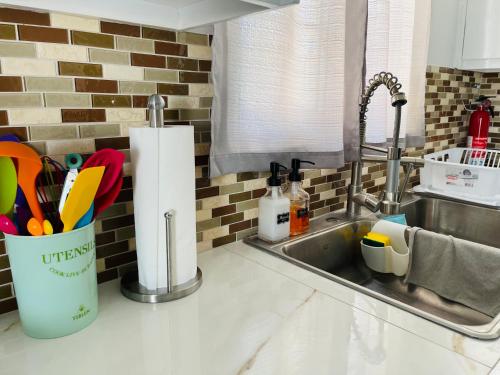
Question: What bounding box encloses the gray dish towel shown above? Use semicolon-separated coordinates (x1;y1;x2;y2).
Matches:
404;227;500;317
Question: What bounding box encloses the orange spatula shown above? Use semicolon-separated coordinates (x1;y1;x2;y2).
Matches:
61;166;105;232
0;142;43;222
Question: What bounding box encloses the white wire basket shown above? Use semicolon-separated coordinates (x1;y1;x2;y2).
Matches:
414;148;500;207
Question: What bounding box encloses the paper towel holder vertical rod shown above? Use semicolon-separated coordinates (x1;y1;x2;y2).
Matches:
148;94;165;128
164;210;174;293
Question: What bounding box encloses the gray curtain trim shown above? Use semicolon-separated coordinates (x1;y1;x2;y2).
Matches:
343;0;368;162
210;133;425;175
344;146;361;162
210;151;346;177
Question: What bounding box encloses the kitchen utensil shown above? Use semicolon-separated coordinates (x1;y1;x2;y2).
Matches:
61;166;105;232
0;142;43;223
27;218;43;236
39;156;66;231
15;204;31;236
58;173;78;213
93;171;123;217
15;186;27;207
82;149;125;198
0;134;20;142
65;153;83;170
40;158;58;216
0;135;20;181
58;153;82;214
43;220;53;235
58;169;79;213
75;203;93;229
0;214;18;235
0;157;17;215
36;174;53;225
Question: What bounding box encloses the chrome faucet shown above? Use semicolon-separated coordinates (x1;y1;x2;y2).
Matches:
346;72;424;217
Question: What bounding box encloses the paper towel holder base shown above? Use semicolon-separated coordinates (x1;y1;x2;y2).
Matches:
120;268;203;303
121;208;202;303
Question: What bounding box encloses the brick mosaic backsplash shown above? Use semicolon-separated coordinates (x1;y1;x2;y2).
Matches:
0;5;498;315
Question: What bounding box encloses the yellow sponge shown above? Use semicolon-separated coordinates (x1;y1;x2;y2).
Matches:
364;232;391;247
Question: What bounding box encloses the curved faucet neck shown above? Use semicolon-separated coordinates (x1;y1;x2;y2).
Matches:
359;72;407;149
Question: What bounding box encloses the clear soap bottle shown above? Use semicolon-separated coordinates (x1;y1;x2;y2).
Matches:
286;159;315;236
258;162;290;242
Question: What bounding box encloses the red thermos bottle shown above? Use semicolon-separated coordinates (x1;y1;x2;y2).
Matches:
467;96;495;149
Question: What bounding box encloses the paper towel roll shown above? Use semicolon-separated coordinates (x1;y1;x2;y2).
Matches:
130;126;197;290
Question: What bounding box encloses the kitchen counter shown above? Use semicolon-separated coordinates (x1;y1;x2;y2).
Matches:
1;241;499;375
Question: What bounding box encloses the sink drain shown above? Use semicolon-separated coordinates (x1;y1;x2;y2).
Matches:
326;216;340;222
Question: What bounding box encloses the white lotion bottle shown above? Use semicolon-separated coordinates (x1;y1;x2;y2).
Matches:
258;162;290;242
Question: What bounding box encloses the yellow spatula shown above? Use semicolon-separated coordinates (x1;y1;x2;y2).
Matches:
61;166;105;232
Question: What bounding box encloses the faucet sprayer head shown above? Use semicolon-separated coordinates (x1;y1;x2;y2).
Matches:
391;92;407;107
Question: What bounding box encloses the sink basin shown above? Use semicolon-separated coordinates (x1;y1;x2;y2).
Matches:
401;196;500;248
245;194;500;339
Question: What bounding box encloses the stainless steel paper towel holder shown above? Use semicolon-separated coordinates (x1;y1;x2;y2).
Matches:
121;95;202;303
121;210;203;303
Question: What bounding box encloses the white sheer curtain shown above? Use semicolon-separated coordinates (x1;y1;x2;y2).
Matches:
210;0;367;176
364;0;431;147
210;0;431;176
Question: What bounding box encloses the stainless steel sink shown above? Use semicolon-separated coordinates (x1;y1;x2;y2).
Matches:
401;195;500;248
245;194;500;339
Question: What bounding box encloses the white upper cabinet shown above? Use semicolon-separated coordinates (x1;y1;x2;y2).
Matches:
0;0;299;30
427;0;464;68
461;0;500;71
428;0;500;71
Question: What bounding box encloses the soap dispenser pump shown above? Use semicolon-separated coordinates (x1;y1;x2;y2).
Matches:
287;158;315;236
258;162;290;242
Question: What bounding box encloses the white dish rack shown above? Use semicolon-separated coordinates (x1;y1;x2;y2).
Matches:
414;148;500;207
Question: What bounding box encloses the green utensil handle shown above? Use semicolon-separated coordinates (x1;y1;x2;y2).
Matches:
65;153;83;170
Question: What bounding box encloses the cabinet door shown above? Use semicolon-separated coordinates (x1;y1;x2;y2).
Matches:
462;0;500;70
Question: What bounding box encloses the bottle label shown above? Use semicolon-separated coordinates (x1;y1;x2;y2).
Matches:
277;212;290;225
296;208;308;218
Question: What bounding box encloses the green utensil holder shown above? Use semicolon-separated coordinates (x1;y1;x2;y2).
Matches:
5;222;98;339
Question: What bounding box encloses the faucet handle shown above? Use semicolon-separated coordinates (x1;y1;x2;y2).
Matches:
352;192;381;213
398;163;415;203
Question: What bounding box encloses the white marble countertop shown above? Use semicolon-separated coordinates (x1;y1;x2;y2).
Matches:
1;241;499;375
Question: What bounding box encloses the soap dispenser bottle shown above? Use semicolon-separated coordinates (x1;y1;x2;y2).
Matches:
258;162;290;242
287;158;315;236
